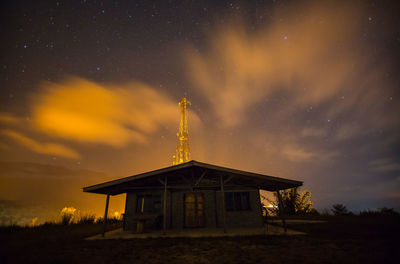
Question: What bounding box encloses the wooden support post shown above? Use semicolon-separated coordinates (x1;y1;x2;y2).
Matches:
102;193;110;237
220;175;227;233
276;190;287;233
163;177;167;235
170;189;173;229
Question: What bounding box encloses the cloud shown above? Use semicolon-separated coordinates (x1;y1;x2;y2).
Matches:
0;113;21;125
370;158;400;173
0;76;202;159
301;128;326;138
185;6;355;126
31;77;191;147
1;129;80;159
185;1;399;141
334;123;361;141
280;143;339;163
282;146;315;162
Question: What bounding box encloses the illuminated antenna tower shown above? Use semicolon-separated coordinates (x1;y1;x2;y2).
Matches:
173;97;191;165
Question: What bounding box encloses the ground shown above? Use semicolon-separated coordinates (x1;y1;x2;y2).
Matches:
1;216;399;264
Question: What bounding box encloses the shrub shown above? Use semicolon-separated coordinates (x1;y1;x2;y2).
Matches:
60;207;77;225
320;208;332;216
77;214;96;224
359;207;399;217
263;188;317;216
42;221;57;226
331;204;352;216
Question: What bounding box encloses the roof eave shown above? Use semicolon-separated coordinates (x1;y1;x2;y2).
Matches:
82;160;303;194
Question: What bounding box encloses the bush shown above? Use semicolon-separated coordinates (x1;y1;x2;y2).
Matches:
331;204;352;216
320;208;332;216
359;207;399;217
263;188;317;216
60;207;77;225
42;221;57;226
77;214;96;224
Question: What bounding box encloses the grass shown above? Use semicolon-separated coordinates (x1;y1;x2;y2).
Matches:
0;215;399;264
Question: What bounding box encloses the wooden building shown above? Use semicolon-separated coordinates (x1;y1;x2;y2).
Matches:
83;160;302;234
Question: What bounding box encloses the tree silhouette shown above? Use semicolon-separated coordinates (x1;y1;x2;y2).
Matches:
262;188;317;216
331;204;349;215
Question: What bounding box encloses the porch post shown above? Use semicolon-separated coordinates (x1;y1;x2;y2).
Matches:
163;177;167;235
276;190;287;233
220;175;227;233
102;193;110;237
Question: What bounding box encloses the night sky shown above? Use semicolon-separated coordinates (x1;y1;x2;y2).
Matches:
1;0;399;223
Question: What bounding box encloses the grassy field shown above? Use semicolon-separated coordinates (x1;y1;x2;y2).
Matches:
1;216;399;264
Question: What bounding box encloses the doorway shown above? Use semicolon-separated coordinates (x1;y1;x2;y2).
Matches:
184;192;205;227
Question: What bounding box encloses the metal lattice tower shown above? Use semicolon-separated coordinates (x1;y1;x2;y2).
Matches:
173;97;191;165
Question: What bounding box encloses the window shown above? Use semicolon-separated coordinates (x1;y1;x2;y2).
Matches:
225;192;250;211
136;195;161;213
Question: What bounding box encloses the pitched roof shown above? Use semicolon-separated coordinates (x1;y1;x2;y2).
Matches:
83;160;302;195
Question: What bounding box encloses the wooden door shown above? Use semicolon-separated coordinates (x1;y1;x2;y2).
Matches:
184;192;205;227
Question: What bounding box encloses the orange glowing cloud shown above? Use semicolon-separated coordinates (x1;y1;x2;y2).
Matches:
1;129;80;159
0;113;21;125
31;77;191;147
0;77;202;160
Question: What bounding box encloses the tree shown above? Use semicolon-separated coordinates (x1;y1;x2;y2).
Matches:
295;190;315;215
262;188;317;216
331;204;349;215
277;188;297;215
